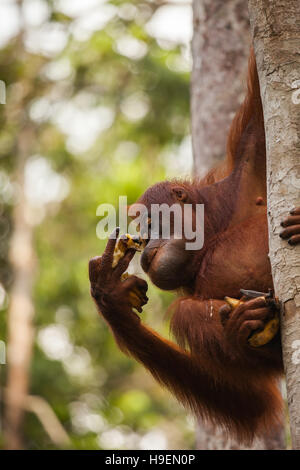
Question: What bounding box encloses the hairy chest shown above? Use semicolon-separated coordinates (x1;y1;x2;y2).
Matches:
195;214;273;300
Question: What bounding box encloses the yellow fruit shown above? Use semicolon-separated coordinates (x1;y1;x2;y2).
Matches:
224;296;279;347
112;234;145;268
248;314;279;347
224;296;243;309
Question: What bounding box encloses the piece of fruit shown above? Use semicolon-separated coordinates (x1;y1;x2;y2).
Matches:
224;296;243;309
248;314;279;347
224;296;279;347
112;234;145;268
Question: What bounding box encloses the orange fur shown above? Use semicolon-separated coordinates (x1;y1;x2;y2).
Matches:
89;47;284;445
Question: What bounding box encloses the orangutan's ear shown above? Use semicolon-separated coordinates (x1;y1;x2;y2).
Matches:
172;186;188;202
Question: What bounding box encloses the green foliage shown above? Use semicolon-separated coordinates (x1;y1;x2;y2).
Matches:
0;0;195;450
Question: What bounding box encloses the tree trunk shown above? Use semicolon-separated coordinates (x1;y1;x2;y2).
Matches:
248;0;300;450
191;0;286;449
4;126;36;449
191;0;251;177
191;0;251;449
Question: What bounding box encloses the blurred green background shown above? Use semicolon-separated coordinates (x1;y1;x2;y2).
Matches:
0;0;195;449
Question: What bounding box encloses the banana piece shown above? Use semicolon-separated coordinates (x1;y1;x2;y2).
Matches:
128;291;145;311
248;314;279;347
112;234;145;268
224;296;279;347
120;272;147;311
224;297;243;309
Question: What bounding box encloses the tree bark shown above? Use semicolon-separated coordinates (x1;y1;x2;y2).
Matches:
191;0;251;177
248;0;300;450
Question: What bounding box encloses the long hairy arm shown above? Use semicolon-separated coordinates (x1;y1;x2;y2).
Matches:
89;233;281;443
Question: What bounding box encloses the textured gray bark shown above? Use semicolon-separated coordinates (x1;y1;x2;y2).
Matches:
248;0;300;450
191;0;251;176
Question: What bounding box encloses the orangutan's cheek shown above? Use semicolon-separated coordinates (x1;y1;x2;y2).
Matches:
145;241;193;290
